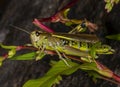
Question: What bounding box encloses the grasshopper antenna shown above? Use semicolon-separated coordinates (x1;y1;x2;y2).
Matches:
9;24;30;34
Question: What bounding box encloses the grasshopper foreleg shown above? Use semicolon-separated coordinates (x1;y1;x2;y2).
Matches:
36;45;46;61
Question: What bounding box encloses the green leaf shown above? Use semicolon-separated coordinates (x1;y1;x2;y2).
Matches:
63;8;70;18
23;60;80;87
0;43;17;49
79;62;98;71
104;0;120;12
47;60;80;75
105;3;113;12
106;34;120;40
8;49;16;58
49;60;58;66
23;75;62;87
65;21;73;26
11;52;37;60
79;62;113;78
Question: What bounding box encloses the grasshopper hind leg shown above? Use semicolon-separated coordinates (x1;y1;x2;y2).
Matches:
49;37;71;67
55;48;71;67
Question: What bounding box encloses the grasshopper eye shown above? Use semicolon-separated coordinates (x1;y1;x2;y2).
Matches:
35;31;41;36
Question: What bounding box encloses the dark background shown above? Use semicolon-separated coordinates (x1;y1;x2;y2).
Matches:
0;0;120;87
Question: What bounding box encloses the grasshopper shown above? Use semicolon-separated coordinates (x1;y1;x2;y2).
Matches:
30;29;114;65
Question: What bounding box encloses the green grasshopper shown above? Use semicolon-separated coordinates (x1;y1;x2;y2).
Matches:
30;30;114;64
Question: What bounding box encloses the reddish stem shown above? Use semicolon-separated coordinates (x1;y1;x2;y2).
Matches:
112;73;120;83
16;46;37;51
3;54;8;59
33;19;54;33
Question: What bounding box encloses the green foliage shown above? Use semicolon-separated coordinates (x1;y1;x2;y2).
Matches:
23;60;80;87
79;62;112;78
106;34;120;40
0;43;17;49
63;8;70;19
105;0;120;12
0;43;17;58
11;52;36;60
23;60;113;87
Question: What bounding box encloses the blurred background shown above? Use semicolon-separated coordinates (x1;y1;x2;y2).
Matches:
0;0;120;87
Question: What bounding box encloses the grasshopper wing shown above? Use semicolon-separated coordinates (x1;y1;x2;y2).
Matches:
52;33;99;43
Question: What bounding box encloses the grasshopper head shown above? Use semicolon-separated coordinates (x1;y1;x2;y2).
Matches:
30;30;43;48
